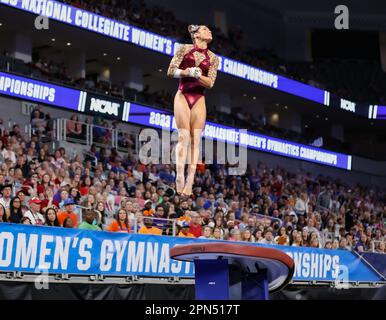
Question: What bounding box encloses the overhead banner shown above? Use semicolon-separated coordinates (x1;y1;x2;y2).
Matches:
0;224;383;283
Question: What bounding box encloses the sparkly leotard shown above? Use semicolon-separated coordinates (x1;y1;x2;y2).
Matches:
168;44;219;109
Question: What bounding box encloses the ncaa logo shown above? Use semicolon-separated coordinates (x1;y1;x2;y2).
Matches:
89;98;120;116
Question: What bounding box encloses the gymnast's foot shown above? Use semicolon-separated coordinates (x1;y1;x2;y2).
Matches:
181;182;193;196
176;175;185;195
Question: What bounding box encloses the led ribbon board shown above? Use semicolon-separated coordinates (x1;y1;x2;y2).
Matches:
127;103;352;170
0;72;80;109
0;71;352;170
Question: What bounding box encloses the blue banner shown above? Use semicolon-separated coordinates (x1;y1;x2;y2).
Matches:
0;72;81;110
0;224;383;283
130;103;352;170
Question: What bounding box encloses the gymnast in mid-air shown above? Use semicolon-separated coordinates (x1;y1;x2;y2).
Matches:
167;24;219;196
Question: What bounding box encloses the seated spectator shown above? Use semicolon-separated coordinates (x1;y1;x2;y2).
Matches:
376;242;386;254
212;227;223;240
0;183;13;213
9;196;23;223
138;217;162;235
258;230;274;244
228;228;242;241
44;207;60;227
178;221;195;238
66;114;83;139
20;216;31;225
197;225;212;239
274;227;289;245
57;198;79;227
31;110;47;135
107;209;130;233
331;239;340;250
292;233;303;247
241;228;255;242
189;212;202;238
78;210;102;231
63;217;74;228
24;197;45;225
324;241;332;249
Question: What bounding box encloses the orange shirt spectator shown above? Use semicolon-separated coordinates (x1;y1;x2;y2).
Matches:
57;198;78;227
178;222;195;237
178;230;195;238
107;220;130;233
138;225;162;235
58;210;78;227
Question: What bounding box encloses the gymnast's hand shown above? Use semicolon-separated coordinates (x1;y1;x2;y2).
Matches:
184;67;202;79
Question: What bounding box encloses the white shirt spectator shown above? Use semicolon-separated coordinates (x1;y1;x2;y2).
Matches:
0;197;11;210
258;238;274;245
1;149;16;164
24;210;45;225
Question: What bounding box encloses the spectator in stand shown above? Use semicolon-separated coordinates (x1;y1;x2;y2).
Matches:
178;221;195;238
241;228;254;242
20;217;31;225
57;198;79;227
63;217;74;228
275;226;289;245
45;207;60;227
1;143;16;165
212;227;223;240
294;193;308;217
9;196;23;223
316;186;332;212
376;242;386;254
24;197;45;225
258;230;274;244
78;209;102;231
199;225;213;239
228;229;242;241
189;212;202;238
324;241;332;249
31;109;47;135
107;209;130;233
0;183;13;213
138;217;162;235
66;114;83;139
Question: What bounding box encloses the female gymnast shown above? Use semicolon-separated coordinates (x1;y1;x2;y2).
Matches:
167;25;219;196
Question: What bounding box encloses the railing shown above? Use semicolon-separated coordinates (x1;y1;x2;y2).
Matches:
24;118;139;155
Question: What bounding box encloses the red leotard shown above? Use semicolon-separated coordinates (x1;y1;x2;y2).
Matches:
178;45;211;109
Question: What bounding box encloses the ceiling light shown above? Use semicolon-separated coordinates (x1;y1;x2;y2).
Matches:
253;96;256;100
325;117;328;121
51;38;56;42
117;57;121;61
103;53;107;56
66;42;71;46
